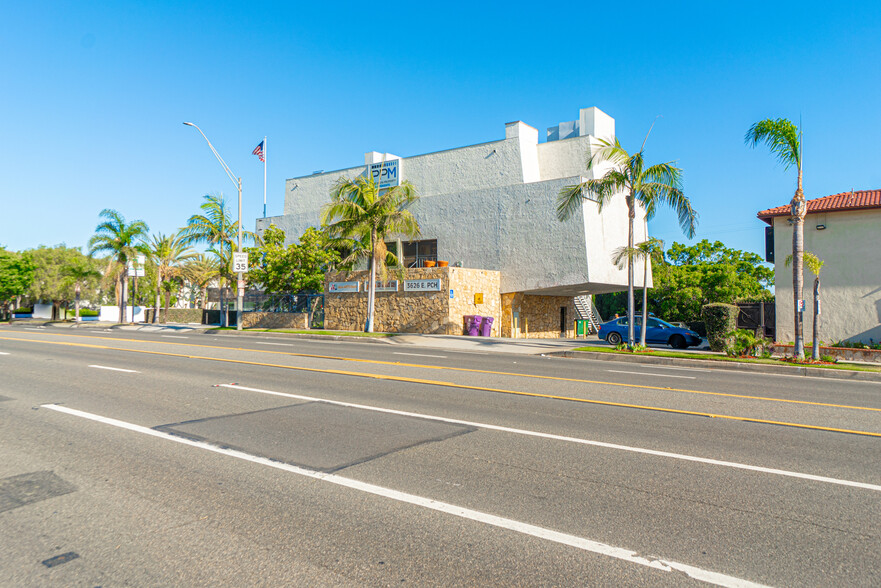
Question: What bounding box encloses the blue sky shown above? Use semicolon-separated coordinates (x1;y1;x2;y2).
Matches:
2;1;879;257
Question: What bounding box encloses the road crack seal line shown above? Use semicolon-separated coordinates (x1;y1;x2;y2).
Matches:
5;334;881;438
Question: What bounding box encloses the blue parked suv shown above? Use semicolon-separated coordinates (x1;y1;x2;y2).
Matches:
598;316;702;349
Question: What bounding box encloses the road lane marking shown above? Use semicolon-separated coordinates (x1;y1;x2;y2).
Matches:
3;334;881;438
89;365;139;373
393;352;448;358
220;384;881;493
652;366;713;373
0;351;9;355
255;342;294;347
8;331;881;409
607;370;696;379
161;335;189;339
41;403;770;588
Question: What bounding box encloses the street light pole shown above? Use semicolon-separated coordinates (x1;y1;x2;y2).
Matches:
183;122;244;331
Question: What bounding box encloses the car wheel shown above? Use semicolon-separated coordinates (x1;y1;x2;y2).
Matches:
669;334;687;349
607;332;622;345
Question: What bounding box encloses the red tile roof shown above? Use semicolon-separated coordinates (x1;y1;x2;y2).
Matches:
757;189;881;224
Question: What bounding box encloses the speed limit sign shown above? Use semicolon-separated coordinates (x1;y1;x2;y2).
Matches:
232;252;249;273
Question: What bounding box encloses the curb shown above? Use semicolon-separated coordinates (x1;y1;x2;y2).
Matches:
550;350;881;382
209;328;395;344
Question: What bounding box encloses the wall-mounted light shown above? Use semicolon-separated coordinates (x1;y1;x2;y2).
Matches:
816;224;826;230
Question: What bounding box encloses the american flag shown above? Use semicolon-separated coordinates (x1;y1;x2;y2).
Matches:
252;141;265;162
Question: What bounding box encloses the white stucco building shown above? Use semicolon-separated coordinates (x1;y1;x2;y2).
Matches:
758;190;881;344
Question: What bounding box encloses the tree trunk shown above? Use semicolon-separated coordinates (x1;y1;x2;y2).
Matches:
133;276;139;323
74;283;81;323
220;278;227;327
164;288;171;319
640;256;648;347
120;270;127;324
202;286;208;310
626;196;635;347
154;268;161;324
791;171;805;359
812;276;820;360
365;229;377;333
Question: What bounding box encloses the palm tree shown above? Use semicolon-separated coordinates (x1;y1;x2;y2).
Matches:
62;261;101;323
612;237;665;346
87;209;149;323
786;252;823;360
144;232;196;323
745;118;804;358
183;254;221;310
558;136;697;347
321;175;420;332
180;193;255;326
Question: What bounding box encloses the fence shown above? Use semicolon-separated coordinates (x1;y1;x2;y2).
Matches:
735;301;775;340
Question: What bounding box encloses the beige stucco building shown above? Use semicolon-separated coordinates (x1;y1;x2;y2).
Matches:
758;189;881;344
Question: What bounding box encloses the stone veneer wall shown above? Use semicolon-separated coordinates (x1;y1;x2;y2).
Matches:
325;267;502;335
501;293;577;338
241;312;308;329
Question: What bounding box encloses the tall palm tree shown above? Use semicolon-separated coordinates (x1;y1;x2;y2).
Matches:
558;136;697;347
786;252;823;360
321;175;420;332
183;254;220;310
745;118;805;358
180;193;255;326
87;209;149;323
144;232;196;323
612;237;665;346
62;261;101;323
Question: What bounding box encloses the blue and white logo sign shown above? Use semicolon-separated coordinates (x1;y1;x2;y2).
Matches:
368;159;400;189
329;281;360;293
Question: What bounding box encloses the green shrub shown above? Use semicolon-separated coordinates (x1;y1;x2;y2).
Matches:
77;308;99;317
701;303;738;352
725;329;769;357
14;307;33;314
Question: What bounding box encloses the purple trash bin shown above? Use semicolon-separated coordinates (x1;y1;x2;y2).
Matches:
464;315;481;336
480;316;494;337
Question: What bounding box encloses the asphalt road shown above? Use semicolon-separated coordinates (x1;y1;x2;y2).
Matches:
1;324;879;586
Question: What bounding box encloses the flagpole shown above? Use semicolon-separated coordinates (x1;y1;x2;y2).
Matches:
263;136;267;218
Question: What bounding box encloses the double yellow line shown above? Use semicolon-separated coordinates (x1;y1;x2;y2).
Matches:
3;332;881;438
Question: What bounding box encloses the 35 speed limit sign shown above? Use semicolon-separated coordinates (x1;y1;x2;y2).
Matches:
232;252;249;273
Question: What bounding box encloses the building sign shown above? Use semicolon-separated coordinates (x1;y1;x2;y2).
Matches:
329;281;360;293
404;278;441;292
368;159;400;189
127;254;146;277
366;280;398;292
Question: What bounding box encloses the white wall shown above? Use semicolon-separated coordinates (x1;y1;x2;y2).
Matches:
99;305;146;323
772;209;881;344
33;303;53;318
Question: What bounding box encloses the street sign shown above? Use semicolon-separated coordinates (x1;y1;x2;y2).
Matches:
232;252;249;273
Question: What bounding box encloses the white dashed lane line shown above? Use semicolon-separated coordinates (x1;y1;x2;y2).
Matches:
88;365;140;373
606;370;696;379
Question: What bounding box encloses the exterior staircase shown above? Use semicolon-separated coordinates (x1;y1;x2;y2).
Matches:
574;295;603;334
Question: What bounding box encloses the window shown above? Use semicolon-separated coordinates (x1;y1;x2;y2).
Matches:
386;239;437;268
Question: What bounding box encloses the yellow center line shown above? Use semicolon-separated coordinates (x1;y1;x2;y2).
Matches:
3;334;881;439
4;330;881;413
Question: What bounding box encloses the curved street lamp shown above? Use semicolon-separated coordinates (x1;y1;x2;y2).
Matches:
183;122;244;331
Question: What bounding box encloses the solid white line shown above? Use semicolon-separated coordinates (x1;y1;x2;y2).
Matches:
0;351;9;355
651;365;713;373
88;365;139;373
161;335;189;339
607;370;696;379
24;327;43;330
393;352;448;358
220;384;881;493
41;403;768;588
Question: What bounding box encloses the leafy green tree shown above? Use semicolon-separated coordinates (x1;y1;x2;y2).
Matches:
746;118;804;358
87;209;149;323
652;240;773;322
246;225;341;296
0;248;35;317
144;232;196;322
62;260;102;322
25;245;101;319
558;135;697;347
321;175;420;332
786;252;823;360
180;193;255;326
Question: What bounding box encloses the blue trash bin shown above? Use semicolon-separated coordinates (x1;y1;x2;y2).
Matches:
480;316;494;337
464;315;481;336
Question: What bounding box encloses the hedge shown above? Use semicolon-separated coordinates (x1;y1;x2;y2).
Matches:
701;303;738;352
